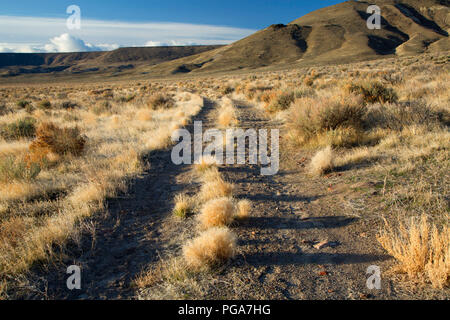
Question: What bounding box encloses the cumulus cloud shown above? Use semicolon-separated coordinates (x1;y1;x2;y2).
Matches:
144;40;197;47
0;15;255;53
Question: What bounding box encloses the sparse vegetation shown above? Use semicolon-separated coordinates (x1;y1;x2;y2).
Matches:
0;117;36;140
183;227;237;271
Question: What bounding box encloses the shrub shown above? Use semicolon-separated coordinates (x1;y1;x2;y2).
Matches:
16;100;31;109
364;101;449;131
183;227;237;270
29;122;86;158
60;101;78;110
309;146;334;176
377;215;449;288
197;197;235;229
0;104;8;116
288;94;366;146
221;86;235;95
0;117;36;140
347;82;398;104
266;91;295;113
37;100;51;110
0;155;41;183
148;93;175;109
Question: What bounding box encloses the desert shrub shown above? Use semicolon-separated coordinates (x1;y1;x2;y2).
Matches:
29;122;86;158
116;95;135;103
266;91;295;113
221;86;235;95
0;117;36;140
183;227;237;270
60;101;78;110
16;100;31;109
364;101;450;131
309;146;334;176
288;94;366;147
347;82;398;104
197;197;235;229
92;101;111;115
148;93;175;110
377;215;449;289
0;104;8;116
37;100;51;110
0;155;41;183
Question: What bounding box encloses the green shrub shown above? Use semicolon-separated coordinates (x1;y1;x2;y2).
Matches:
0;117;37;140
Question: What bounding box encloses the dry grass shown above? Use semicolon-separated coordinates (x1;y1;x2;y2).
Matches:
197;197;235;230
173;194;195;219
199;175;234;202
194;155;218;174
377;215;449;289
217;98;238;128
0;84;204;294
183;227;237;271
309;146;334;176
235;199;252;220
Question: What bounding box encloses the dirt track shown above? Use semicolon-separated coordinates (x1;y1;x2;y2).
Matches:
26;97;449;300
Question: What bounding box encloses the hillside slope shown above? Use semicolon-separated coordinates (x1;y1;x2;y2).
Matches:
145;0;449;75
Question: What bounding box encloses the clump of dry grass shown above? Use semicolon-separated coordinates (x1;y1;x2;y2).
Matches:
309;146;334;176
266;91;295;113
183;227;237;270
199;175;234;202
377;215;449;288
173;194;195;219
194;155;218;174
197;197;235;229
235;199;252;220
217;99;238;128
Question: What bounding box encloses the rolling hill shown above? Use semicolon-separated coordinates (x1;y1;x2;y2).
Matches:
1;0;449;79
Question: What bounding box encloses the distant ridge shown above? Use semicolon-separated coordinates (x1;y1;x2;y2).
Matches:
1;0;449;79
0;45;222;76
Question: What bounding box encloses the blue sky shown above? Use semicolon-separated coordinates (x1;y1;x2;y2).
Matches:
0;0;344;53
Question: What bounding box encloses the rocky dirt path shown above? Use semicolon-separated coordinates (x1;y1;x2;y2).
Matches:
26;99;216;300
197;99;448;300
28;97;448;300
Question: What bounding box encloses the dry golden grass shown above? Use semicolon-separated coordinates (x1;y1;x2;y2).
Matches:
173;194;195;219
0;84;204;290
183;227;237;271
235;199;252;220
217;98;238;128
377;215;449;289
199;175;234;202
194;155;218;174
309;146;334;176
197;197;235;230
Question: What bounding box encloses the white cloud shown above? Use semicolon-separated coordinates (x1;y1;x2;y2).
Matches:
44;33;97;52
0;15;255;53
